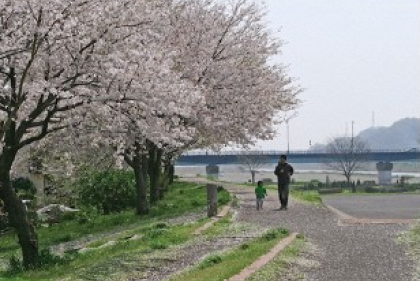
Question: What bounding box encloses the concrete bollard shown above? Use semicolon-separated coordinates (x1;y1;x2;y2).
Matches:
206;184;218;217
206;165;219;179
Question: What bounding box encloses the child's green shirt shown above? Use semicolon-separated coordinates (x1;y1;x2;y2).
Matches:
255;185;267;199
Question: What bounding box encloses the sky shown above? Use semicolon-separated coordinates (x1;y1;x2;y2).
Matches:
253;0;420;151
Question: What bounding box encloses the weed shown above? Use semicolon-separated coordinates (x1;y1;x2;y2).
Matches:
199;255;223;269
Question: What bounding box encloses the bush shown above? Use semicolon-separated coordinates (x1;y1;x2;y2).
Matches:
365;186;378;193
76;169;136;214
38;248;76;268
154;222;168;229
199;255;223;269
59;211;78;222
262;228;289;241
0;212;9;233
318;188;343;195
12;177;36;200
0;200;9;233
7;248;77;273
262;178;273;184
8;255;23;274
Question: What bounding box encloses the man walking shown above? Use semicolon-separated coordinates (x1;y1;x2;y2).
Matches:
274;154;294;210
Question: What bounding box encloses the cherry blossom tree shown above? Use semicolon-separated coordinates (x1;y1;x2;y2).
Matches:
0;0;300;269
167;0;300;150
0;0;166;268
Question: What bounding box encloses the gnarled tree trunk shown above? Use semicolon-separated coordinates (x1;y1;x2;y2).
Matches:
0;149;39;269
125;142;150;215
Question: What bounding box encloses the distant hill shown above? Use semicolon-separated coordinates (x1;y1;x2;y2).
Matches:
358;118;420;150
309;118;420;151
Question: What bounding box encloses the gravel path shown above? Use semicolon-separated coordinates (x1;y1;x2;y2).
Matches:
137;223;264;281
224;184;415;281
50;177;416;281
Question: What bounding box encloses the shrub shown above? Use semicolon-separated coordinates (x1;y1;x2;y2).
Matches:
7;248;77;273
262;228;289;241
8;255;23;274
154;222;168;229
190;200;201;207
318;188;343;195
364;186;378;193
0;200;9;233
12;177;36;200
199;255;223;269
38;248;75;268
76;169;136;214
0;212;9;233
60;211;78;222
262;178;273;184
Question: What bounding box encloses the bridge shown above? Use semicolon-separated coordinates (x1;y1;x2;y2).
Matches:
176;150;420;165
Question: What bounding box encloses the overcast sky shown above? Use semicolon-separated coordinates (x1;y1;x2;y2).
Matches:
254;0;420;151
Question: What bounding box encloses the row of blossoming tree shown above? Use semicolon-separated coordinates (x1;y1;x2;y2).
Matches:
0;0;300;268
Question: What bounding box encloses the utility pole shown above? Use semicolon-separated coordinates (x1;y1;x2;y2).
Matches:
283;112;298;155
351;120;355;151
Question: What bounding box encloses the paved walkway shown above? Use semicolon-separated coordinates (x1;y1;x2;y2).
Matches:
323;194;420;220
224;185;416;281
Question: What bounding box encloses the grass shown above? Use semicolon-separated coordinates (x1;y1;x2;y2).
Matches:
263;184;323;206
167;228;290;281
0;181;231;281
399;221;420;280
202;214;233;237
9;222;200;281
247;234;306;281
290;190;323;205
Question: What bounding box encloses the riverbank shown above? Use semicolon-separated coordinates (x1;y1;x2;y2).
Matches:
175;163;420;184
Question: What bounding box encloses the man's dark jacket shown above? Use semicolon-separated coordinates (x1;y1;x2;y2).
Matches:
274;162;294;184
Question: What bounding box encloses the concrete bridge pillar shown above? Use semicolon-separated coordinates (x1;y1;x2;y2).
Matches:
376;162;393;186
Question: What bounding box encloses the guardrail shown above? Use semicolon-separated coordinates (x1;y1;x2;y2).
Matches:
176;150;420;165
181;149;418;156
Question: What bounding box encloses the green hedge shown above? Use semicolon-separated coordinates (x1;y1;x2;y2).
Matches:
76;169;136;214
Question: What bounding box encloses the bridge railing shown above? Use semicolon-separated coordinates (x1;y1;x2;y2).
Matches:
181;148;414;156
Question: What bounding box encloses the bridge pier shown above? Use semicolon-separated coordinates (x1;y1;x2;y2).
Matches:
376;162;393;185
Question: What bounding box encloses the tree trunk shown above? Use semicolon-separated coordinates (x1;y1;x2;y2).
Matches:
133;153;149;215
162;162;171;191
148;142;163;204
345;174;354;193
167;161;175;185
251;171;256;184
127;142;150;216
0;151;39;269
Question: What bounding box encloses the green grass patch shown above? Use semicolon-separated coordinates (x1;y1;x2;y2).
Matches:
399;221;420;280
0;181;231;280
247;234;306;281
290;190;323;205
263;185;322;206
168;228;290;281
2;219;204;281
202;214;233;237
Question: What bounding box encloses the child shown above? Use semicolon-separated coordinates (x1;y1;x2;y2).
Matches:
255;180;267;211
